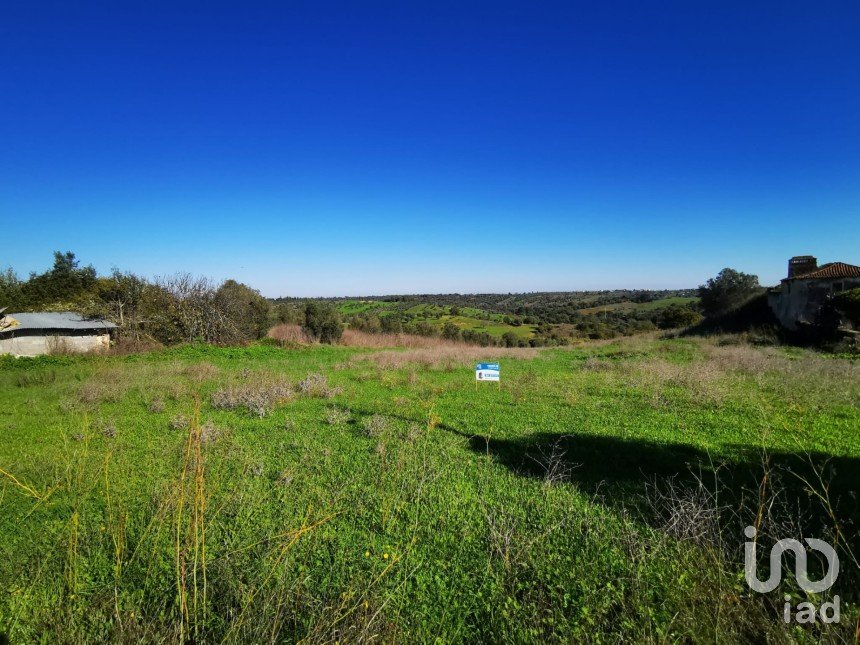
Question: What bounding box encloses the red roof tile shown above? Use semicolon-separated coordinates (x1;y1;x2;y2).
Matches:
789;262;860;281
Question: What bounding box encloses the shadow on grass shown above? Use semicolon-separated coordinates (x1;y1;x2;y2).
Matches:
448;427;860;591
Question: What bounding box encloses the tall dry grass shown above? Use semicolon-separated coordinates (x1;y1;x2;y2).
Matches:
340;329;478;349
613;337;860;408
266;324;312;345
352;344;539;369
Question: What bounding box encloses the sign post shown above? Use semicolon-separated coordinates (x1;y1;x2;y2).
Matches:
475;362;500;390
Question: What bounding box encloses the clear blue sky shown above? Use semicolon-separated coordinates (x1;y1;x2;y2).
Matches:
2;1;858;297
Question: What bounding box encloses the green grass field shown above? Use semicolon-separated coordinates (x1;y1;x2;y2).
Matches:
1;337;857;642
437;315;536;340
577;296;699;315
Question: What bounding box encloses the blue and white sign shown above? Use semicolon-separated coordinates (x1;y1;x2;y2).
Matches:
476;362;500;382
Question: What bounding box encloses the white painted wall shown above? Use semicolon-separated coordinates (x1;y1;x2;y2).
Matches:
0;334;110;357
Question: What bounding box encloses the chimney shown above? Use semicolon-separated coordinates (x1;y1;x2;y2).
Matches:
787;255;817;278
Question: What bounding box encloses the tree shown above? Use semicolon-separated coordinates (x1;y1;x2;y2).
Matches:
0;268;22;310
271;302;304;325
698;268;761;317
302;301;343;344
19;251;98;309
97;269;148;325
215;279;270;340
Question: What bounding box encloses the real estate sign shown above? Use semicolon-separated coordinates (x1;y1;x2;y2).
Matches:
475;362;500;382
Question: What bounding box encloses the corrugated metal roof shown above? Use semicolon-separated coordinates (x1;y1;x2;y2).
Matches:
0;312;116;333
787;262;860;281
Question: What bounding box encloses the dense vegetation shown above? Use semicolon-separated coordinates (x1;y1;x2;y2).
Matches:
273;291;702;346
3;252;706;348
6;252;857;355
0;252;324;348
0;335;857;641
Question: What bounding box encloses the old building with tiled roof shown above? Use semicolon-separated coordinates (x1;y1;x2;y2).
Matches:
768;256;860;330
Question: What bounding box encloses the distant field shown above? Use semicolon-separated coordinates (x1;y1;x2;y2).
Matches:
437;314;536;340
578;296;699;315
336;300;398;316
0;336;857;641
339;301;534;341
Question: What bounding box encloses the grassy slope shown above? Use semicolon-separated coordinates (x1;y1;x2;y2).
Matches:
0;339;857;642
437;315;536;340
337;300;398;316
577;296;699;315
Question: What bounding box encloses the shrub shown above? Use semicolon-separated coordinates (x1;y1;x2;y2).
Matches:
442;322;461;341
302;302;343;344
657;304;703;329
501;331;519;347
297;373;340;398
380;315;403;334
215;279;271;340
833;287;860;326
211;380;293;418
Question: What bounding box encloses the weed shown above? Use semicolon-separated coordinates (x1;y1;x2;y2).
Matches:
211;379;293;418
297;372;341;398
16;370;56;387
325;406;351;426
0;335;857;642
361;414;388;437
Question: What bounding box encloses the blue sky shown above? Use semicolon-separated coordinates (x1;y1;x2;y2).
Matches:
2;1;858;296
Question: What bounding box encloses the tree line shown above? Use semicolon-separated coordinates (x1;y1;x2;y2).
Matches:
1;252;782;350
0;252;343;346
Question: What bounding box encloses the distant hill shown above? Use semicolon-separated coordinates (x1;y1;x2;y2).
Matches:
272;289;700;345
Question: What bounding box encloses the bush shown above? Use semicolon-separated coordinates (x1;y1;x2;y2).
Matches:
302;302;343;344
442;322;461;341
833;288;860;326
501;331;519;347
211;380;293;418
380;315;403;334
409;321;437;337
215;279;271;340
657;304;703;329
